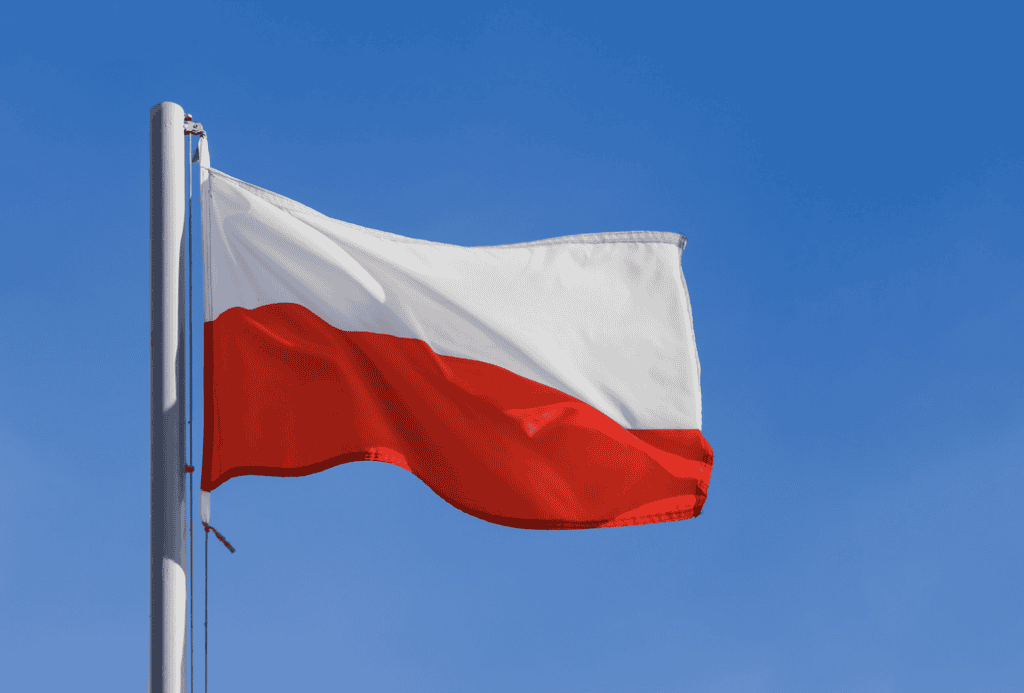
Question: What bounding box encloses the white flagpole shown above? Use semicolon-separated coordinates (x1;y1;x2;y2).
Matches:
150;101;188;693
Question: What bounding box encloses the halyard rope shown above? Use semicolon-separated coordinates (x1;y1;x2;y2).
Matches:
203;523;237;553
185;114;230;692
203;521;236;693
187;120;195;693
205;524;208;693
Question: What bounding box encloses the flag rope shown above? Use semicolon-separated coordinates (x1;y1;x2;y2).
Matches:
186;122;194;693
203;520;236;693
185;116;233;692
204;524;208;693
203;523;236;553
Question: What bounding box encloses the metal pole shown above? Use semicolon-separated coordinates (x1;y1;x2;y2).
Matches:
150;101;188;693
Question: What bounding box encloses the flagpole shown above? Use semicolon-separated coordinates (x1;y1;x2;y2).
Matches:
150;101;188;693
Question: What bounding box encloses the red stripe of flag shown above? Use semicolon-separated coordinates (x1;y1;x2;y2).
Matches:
202;303;713;529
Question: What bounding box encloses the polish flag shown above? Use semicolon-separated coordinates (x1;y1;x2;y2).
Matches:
199;148;712;529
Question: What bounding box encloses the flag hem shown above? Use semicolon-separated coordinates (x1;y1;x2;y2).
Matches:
201;446;709;530
203;166;687;252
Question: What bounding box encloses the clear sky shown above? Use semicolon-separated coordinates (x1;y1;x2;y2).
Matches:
1;2;1021;691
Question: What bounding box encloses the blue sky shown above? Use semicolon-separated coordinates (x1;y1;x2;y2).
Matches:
1;2;1022;691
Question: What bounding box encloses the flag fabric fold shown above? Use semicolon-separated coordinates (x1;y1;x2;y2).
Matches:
201;159;712;529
